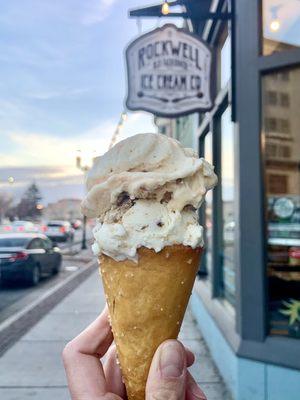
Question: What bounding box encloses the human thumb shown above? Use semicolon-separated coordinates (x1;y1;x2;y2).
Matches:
146;340;186;400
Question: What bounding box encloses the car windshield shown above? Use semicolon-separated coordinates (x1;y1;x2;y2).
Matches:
0;238;30;247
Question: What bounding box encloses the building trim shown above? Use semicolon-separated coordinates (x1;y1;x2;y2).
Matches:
258;49;300;73
194;282;300;370
191;290;300;400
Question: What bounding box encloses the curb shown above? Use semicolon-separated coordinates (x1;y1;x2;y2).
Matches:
0;259;97;356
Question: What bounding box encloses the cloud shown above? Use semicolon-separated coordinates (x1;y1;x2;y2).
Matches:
0;112;157;168
0;166;85;205
2;120;115;168
0;99;27;119
0;111;157;203
81;0;118;25
25;87;92;100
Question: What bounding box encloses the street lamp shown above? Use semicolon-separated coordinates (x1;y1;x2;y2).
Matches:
76;150;90;250
270;6;281;32
161;1;170;15
270;19;280;32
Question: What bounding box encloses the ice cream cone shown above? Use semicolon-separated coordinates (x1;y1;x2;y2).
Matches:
100;244;202;400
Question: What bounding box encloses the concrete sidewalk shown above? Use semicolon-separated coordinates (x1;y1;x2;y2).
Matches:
0;271;231;400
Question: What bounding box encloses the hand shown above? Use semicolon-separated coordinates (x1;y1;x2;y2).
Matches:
63;307;207;400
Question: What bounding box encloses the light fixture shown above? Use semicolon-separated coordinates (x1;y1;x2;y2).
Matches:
270;19;280;32
270;5;281;32
161;0;170;15
7;176;14;184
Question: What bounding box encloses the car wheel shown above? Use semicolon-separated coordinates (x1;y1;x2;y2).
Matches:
52;259;62;275
29;265;40;286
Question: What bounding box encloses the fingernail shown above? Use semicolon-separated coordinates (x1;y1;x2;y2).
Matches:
189;380;207;399
159;341;184;378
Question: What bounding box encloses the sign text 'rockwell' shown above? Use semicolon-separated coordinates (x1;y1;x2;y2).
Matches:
125;24;214;117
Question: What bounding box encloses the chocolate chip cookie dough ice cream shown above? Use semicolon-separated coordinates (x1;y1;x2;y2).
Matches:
82;133;217;260
81;133;217;400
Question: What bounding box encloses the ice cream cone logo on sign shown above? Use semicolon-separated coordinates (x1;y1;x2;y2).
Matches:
125;24;215;117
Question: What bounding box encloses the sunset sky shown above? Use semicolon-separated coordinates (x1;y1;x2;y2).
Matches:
1;1;299;206
0;1;181;204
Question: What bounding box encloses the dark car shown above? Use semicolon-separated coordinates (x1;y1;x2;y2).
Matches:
0;233;62;285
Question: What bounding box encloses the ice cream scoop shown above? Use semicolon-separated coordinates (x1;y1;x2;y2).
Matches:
82;133;217;260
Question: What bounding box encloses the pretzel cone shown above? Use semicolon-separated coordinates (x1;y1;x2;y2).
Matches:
100;244;202;400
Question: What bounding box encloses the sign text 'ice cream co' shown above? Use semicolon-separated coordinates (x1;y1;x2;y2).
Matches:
125;24;215;117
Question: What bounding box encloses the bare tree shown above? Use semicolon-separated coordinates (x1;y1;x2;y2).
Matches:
16;183;43;220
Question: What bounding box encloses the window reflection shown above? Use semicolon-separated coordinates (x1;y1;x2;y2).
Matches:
204;131;213;277
221;107;235;305
263;67;300;338
221;35;231;88
263;0;300;55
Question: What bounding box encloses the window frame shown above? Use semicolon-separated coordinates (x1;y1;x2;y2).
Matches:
199;127;210;278
197;0;233;299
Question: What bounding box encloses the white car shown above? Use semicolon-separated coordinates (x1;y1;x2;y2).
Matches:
45;221;74;243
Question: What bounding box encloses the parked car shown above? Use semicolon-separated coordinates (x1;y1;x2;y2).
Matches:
0;224;13;233
71;219;82;230
45;221;74;243
0;233;62;285
11;220;39;233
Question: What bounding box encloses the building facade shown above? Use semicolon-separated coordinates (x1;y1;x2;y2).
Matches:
187;1;300;399
154;114;198;149
44;198;82;221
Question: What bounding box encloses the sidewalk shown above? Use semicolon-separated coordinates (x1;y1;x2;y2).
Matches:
0;270;231;400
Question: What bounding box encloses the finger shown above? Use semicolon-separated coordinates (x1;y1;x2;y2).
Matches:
63;307;117;399
186;371;207;400
185;347;195;367
146;340;186;400
104;345;126;399
66;306;113;357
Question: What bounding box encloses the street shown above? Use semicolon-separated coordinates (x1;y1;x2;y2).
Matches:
0;228;93;325
0;259;85;325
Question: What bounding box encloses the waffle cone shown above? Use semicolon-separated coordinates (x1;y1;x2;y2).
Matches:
100;244;202;400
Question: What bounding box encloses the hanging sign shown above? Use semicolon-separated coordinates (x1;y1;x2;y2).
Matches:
125;24;215;118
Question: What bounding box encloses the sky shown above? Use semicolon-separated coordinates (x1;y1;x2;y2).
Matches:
2;1;298;207
0;0;181;204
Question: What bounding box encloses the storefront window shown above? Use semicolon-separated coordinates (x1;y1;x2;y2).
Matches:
221;107;235;305
204;131;213;278
263;0;300;55
262;66;300;338
221;34;231;89
217;27;231;91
